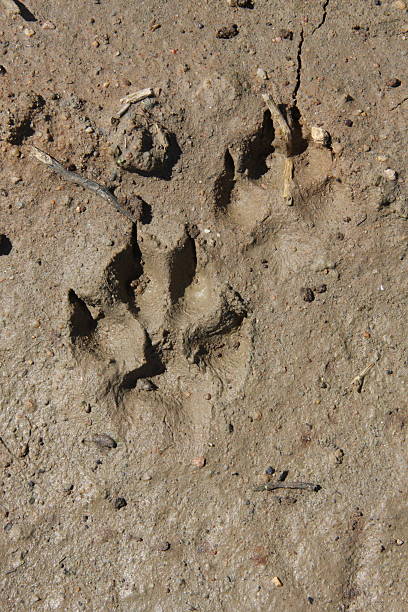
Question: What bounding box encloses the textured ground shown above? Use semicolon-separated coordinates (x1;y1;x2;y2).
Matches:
0;0;408;610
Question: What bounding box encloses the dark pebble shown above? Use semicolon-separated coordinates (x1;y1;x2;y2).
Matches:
308;596;314;604
0;65;6;75
279;29;293;40
114;497;127;510
385;369;393;375
336;232;345;240
314;284;327;294
92;433;117;449
301;287;315;302
278;470;289;482
386;78;401;88
216;24;239;39
158;541;171;551
344;119;353;127
265;466;275;475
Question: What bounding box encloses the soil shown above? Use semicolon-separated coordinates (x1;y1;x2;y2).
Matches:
0;1;407;610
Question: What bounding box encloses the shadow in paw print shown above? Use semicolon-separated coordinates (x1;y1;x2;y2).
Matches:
244;109;274;179
0;234;12;255
214;149;236;210
121;336;166;391
68;290;97;344
104;224;143;310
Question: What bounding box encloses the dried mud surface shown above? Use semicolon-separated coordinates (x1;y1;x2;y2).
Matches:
0;1;407;610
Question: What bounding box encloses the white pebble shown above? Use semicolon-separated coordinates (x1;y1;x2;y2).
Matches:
384;168;397;181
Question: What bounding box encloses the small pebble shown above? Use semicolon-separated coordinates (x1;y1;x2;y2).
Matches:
158;541;171;551
42;21;56;30
256;67;268;80
393;0;406;9
0;65;6;75
279;29;293;40
265;466;275;475
216;24;239;39
192;456;206;469
384;168;397;181
24;28;35;37
314;284;327;294
15;201;26;209
386;78;401;88
85;126;94;134
344;119;353;127
301;287;315;302
396;539;404;545
311;126;331;146
136;378;156;391
114;497;127;510
11;176;22;184
385;369;393;375
92;433;117;449
272;576;283;587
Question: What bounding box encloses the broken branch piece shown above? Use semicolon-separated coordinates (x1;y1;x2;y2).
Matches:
31;146;135;222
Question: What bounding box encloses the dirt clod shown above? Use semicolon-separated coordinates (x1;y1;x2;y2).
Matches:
301;287;315;302
216;24;239;39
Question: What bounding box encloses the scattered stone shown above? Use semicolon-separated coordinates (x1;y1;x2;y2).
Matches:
385;369;393;375
311;126;331;147
216;24;239;39
140;473;152;481
136;378;157;391
11;176;22;184
0;65;6;75
314;284;327;294
384;168;397;181
332;142;344;155
158;541;171;551
272;576;283;587
279;29;293;40
192;456;206;469
227;0;252;6
256;67;268;80
396;539;404;545
14;201;25;209
92;433;117;449
344;119;353;127
386;78;401;88
334;448;344;464
114;497;127;510
301;287;315;302
393;0;407;9
24;28;35;37
265;466;275;475
42;21;56;30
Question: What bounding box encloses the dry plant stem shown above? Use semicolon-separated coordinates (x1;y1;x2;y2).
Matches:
31;146;135;222
254;481;320;492
351;361;375;393
0;0;19;16
119;88;154;105
262;92;294;203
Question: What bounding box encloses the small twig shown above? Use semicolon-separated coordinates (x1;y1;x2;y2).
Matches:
254;481;321;492
31;146;135;222
350;361;376;393
120;88;154;105
262;92;292;155
262;91;295;204
113;88;155;120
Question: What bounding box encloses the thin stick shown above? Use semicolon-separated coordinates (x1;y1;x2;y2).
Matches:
254;481;320;492
262;92;292;156
31;146;135;222
119;88;154;105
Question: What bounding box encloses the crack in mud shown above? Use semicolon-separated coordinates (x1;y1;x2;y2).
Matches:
292;28;304;106
312;0;331;34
